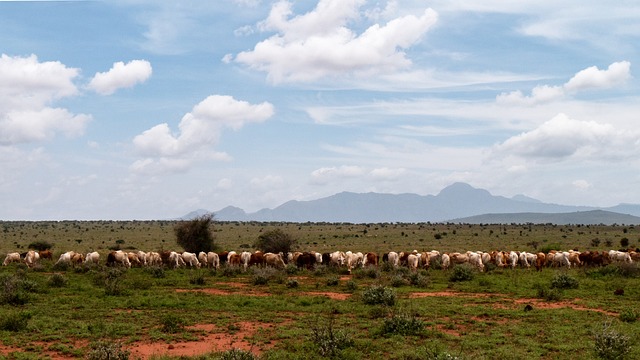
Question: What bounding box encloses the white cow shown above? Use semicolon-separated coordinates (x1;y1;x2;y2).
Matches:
387;252;399;268
181;252;201;268
407;254;419;272
198;252;208;268
84;251;100;264
146;252;162;266
168;251;185;268
241;251;252;271
24;250;40;268
329;251;345;267
207;252;220;269
3;252;21;266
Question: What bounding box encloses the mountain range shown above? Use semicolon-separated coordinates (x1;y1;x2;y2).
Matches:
182;182;640;225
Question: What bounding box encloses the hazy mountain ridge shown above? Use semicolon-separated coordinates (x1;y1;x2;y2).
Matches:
186;182;640;224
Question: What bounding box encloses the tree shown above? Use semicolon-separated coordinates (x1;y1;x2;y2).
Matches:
174;214;217;253
254;229;296;254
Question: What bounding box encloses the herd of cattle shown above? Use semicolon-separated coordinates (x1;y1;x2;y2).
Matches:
2;248;638;273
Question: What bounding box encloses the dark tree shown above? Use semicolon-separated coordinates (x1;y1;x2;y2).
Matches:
621;237;630;248
174;214;217;253
254;229;296;254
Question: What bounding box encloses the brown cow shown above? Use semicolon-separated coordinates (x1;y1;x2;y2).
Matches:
364;252;378;267
39;249;53;260
228;253;242;267
248;251;266;267
296;252;316;270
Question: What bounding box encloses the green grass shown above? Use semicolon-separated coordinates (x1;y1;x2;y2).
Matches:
1;221;640;359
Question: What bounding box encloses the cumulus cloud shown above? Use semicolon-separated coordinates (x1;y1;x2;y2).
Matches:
231;0;438;83
88;60;152;95
497;61;631;105
493;113;639;160
132;95;274;173
0;54;90;145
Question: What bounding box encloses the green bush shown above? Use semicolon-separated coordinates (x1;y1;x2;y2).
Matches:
145;265;165;278
47;273;68;288
28;240;53;251
535;284;563;301
593;321;630;360
216;348;258;360
619;309;637;323
309;315;354;358
326;276;340;287
286;279;299;288
86;341;130;360
449;264;475;282
251;267;282;285
160;313;186;333
174;214;217;254
380;313;425;336
390;275;409;287
0;273;32;306
353;267;379;279
0;311;31;332
189;270;207;285
551;273;579;289
253;229;297;254
362;285;396;306
345;280;358;292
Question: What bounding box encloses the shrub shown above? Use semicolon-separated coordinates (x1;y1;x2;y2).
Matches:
189;270;207;285
619;309;637;323
408;272;430;288
535;284;563;301
309;315;353;358
145;265;166;278
28;240;53;251
221;264;242;278
0;273;32;306
551;273;579;289
345;280;358;292
286;279;299;288
0;311;31;332
47;273;68;288
253;229;297;254
216;348;258;360
593;320;630;360
251;267;282;285
284;263;298;275
86;341;130;360
160;313;185;333
326;276;340;287
390;275;409;287
174;214;217;254
381;313;425;336
353;267;379;279
362;285;396;306
449;264;475;282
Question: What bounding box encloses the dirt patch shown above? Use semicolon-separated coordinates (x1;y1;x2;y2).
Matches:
0;340;89;359
298;291;351;300
128;321;275;359
176;288;270;297
409;290;618;316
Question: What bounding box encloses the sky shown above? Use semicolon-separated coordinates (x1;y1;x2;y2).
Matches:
1;0;639;220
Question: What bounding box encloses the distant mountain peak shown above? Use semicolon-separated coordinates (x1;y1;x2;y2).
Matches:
512;194;542;203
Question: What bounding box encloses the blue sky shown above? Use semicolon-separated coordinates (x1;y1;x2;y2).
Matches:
1;0;639;220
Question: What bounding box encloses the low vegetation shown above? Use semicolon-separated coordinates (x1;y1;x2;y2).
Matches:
1;221;640;359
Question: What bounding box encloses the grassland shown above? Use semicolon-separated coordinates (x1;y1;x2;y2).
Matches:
1;221;640;359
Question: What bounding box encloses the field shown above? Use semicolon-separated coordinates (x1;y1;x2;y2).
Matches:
1;221;640;359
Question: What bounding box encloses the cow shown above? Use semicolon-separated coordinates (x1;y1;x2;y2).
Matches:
84;251;100;265
407;253;419;272
181;252;200;268
362;252;378;267
609;250;632;263
107;250;132;268
329;251;345;267
55;251;77;267
2;252;21;266
441;253;450;270
198;252;208;268
386;252;399;268
207;252;220;269
264;252;286;269
127;252;142;267
249;251;266;268
296;252;317;270
535;252;546;271
24;250;40;268
228;253;242;267
147;252;162;266
39;249;53;261
241;251;252;270
136;251;148;266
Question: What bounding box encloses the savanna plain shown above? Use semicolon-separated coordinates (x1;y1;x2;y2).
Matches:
1;220;640;359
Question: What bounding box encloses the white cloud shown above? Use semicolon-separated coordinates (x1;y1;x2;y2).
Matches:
250;175;285;189
233;0;438;83
497;61;631;105
370;167;405;181
132;95;274;173
564;61;631;92
88;60;152;95
0;54;90;145
493;113;640;160
572;179;591;190
310;165;366;185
